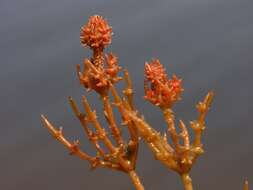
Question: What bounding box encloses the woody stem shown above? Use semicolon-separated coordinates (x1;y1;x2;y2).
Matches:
181;173;193;190
128;170;145;190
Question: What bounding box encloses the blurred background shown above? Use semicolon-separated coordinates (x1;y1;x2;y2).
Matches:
0;0;252;189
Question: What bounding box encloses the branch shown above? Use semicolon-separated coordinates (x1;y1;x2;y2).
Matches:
68;97;105;157
128;170;145;190
123;70;134;109
191;91;214;157
124;90;214;190
41;115;93;161
124;110;179;171
101;94;124;146
109;83;139;166
162;108;183;152
82;95;115;153
41;114;126;171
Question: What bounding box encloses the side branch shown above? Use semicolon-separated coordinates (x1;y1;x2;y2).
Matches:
82;96;116;153
101;95;124;146
41;115;94;162
162;108;183;152
69;97;105;157
41;114;124;171
191;91;214;155
123;70;134;109
110;83;139;167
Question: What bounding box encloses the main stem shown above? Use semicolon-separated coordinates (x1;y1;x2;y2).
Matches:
128;170;145;190
93;47;103;66
181;173;193;190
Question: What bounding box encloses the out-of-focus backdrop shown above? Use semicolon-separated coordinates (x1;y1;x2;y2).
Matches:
1;0;252;189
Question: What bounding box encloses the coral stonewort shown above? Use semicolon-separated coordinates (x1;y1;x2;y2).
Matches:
41;15;249;190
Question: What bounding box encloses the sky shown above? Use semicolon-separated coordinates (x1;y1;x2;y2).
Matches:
0;0;253;189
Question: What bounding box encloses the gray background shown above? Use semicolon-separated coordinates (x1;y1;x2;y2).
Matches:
0;0;252;189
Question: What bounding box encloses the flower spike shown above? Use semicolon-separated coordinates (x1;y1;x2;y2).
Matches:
80;15;112;50
144;59;183;108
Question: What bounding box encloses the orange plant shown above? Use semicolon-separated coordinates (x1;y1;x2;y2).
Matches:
41;15;249;190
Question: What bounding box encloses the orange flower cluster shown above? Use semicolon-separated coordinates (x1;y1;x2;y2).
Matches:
78;17;121;95
77;52;121;95
80;15;112;49
105;53;122;81
144;59;183;108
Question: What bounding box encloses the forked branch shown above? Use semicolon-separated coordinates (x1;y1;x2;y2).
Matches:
124;59;214;190
41;115;122;170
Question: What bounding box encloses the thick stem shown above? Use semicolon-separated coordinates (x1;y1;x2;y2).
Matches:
109;83;139;168
128;170;145;190
181;173;193;190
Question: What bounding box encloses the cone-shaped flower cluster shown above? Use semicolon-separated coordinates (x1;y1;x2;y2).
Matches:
76;55;121;95
80;15;112;49
78;18;121;95
144;59;183;108
105;53;122;81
